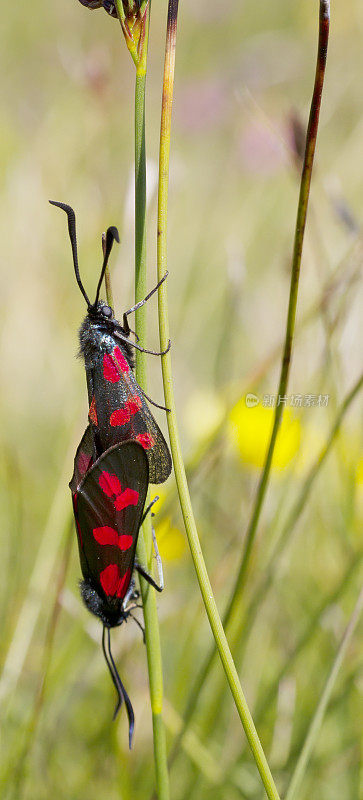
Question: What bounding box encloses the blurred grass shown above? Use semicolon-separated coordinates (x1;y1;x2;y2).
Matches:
0;1;362;799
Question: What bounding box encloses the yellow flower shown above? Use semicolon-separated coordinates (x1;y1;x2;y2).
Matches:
156;517;186;562
151;489;186;562
228;396;301;471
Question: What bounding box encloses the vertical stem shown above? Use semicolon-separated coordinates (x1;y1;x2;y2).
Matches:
104;268;114;309
102;232;115;309
169;0;331;759
156;3;281;799
136;532;169;799
134;68;147;360
227;0;330;624
133;10;170;800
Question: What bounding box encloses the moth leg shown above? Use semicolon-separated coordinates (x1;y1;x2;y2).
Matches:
151;525;164;591
124;272;168;318
135;527;164;593
141;495;159;525
138;384;171;412
114;330;171;357
129;612;146;643
123;579;139;608
125;602;143;613
122;313;131;335
120;314;140;342
135;562;163;593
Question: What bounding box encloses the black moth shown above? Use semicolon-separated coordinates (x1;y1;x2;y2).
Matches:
51;200;169;745
77;0;118;18
70;429;163;747
50;200;172;484
77;1;147;20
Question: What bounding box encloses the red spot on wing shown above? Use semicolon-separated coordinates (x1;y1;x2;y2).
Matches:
100;564;120;595
110;395;142;428
89;396;98;426
99;472;139;509
114;346;130;375
93;526;119;546
103;347;130;383
114;488;139;510
103;353;120;383
136;432;155;450
110;408;130;427
100;564;132;598
94;527;133;550
125;395;142;415
99;471;122;497
116;568;132;597
118;535;133;550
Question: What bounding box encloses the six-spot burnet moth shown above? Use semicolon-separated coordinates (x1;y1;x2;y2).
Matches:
78;0;118;18
50;201;172;485
70;429;163;747
77;0;148;21
51;201;170;745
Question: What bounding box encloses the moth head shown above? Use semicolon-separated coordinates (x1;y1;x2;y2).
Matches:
87;300;115;322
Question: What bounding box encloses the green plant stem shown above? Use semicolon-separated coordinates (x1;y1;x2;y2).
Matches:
248;371;363;622
155;235;361;534
102;232;115;309
104;268;114;309
156;3;280;799
285;585;363;800
178;371;363;776
130;9;169;799
114;0;139;67
168;0;331;763
225;0;330;640
198;554;362;797
134;69;147;359
161;369;362;800
136;532;169;798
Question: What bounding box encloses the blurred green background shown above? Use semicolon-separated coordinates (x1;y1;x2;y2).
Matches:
0;1;362;798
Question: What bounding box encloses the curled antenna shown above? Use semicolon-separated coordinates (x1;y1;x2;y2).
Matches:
102;626;122;718
93;226;120;309
49;200;91;308
102;626;135;748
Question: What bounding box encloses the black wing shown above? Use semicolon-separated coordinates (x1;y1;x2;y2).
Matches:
78;0;117;16
75;441;149;602
88;342;172;484
69;425;96;494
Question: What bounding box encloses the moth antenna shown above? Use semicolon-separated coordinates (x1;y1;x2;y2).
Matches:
49;200;91;308
102;626;123;718
93;226;120;308
106;627;135;748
